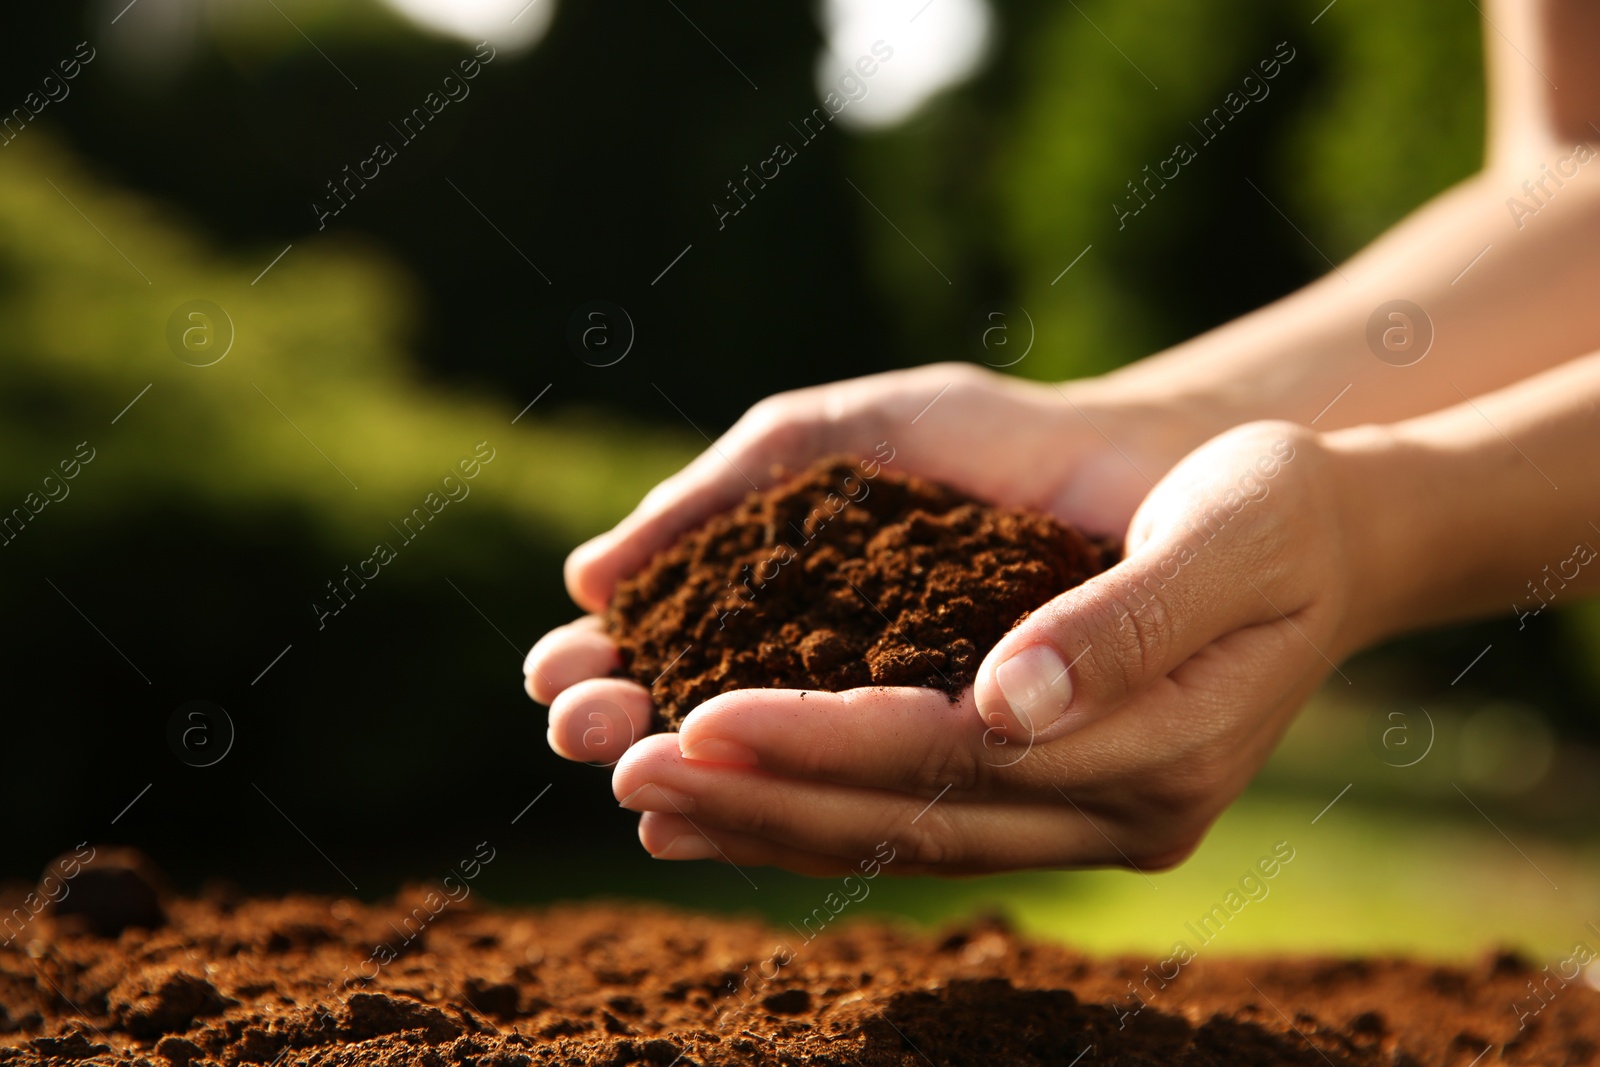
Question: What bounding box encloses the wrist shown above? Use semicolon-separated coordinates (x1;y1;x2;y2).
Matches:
1058;371;1242;474
1320;422;1442;656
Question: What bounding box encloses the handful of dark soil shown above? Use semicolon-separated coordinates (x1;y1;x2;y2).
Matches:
606;456;1115;728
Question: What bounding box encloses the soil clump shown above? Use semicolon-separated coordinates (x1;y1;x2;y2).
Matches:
607;457;1114;727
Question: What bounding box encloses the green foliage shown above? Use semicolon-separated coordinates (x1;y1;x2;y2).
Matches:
0;133;696;884
851;0;1485;381
0;136;694;561
1287;0;1485;258
995;0;1276;377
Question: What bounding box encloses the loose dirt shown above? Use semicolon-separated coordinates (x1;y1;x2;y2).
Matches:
2;887;1594;1066
606;457;1114;728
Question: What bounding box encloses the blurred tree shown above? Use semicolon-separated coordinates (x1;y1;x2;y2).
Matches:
848;0;1483;381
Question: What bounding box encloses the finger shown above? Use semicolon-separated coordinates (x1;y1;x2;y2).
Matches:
524;616;620;704
1146;612;1339;795
1037;613;1339;841
613;735;1132;871
676;687;1023;794
547;678;654;764
563;411;817;613
635;812;859;876
973;433;1308;743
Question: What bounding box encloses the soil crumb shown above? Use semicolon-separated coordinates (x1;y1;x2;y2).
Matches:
607;456;1114;728
2;892;1593;1066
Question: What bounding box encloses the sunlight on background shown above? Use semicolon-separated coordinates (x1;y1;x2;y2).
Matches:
91;0;556;74
380;0;556;52
93;0;201;78
816;0;993;129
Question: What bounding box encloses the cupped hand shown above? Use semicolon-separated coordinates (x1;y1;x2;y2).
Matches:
525;368;1352;875
526;362;1177;741
594;422;1363;875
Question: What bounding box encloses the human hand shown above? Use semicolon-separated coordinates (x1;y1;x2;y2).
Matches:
525;363;1192;752
600;421;1368;875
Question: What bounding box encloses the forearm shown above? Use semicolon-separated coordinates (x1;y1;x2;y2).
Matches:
1330;349;1600;653
1092;159;1600;442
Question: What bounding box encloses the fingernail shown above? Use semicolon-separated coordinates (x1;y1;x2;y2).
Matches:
681;738;758;766
654;834;719;861
619;783;697;814
995;644;1074;733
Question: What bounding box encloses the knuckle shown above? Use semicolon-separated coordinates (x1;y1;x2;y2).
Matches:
795;706;864;779
1154;770;1214;815
732;797;782;840
744;393;788;419
797;736;845;780
1126;593;1175;678
639;461;710;512
1145;753;1230;821
909;738;984;795
726;395;817;468
1101;585;1174;693
925;360;989;387
899;363;987;416
884;806;954;867
1130;832;1204;873
1081;796;1211;873
736;395;798;439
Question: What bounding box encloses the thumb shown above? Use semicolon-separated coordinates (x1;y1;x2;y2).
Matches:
974;495;1285;745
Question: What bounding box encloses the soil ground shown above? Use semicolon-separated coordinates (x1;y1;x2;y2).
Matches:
2;887;1595;1066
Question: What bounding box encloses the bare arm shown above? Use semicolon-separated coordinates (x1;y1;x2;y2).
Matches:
590;347;1600;879
1335;348;1600;653
1089;0;1600;438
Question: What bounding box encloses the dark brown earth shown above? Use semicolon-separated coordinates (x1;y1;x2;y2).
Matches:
2;887;1596;1067
607;457;1114;728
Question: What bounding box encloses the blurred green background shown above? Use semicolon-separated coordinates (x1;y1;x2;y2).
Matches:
3;0;1596;962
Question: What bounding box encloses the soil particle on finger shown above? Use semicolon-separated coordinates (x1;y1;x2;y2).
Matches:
1;893;1594;1066
606;456;1116;728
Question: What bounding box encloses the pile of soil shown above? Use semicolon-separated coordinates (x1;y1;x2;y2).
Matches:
2;887;1594;1066
607;457;1114;727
